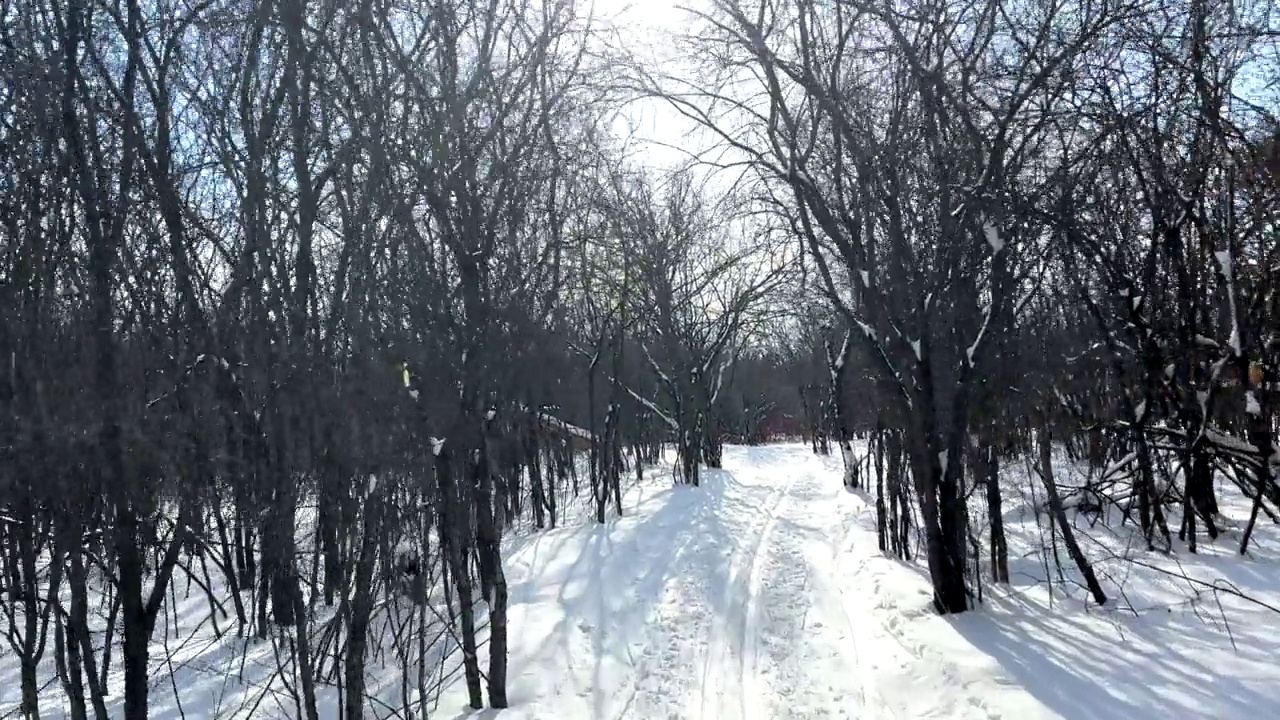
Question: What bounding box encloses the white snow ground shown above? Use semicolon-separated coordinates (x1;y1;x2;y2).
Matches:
5;444;1279;719
438;444;1280;720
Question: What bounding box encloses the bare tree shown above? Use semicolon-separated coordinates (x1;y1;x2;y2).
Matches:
591;169;784;485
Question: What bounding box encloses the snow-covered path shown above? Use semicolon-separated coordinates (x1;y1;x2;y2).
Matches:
695;446;868;720
441;444;1042;720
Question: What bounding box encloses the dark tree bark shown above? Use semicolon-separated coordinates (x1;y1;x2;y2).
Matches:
1037;423;1107;606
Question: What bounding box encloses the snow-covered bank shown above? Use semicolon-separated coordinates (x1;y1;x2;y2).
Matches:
944;449;1280;719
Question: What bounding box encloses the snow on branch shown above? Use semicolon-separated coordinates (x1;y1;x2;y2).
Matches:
1215;249;1242;357
623;386;679;431
535;411;595;442
983;220;1004;254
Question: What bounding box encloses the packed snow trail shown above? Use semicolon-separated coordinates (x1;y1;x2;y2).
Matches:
440;444;1056;719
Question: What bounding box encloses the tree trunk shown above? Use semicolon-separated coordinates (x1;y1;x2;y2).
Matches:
703;418;724;470
434;448;483;709
11;498;48;720
1186;443;1219;541
55;582;88;720
1239;387;1275;555
1037;423;1107;606
20;655;40;720
886;431;906;558
291;579;320;720
527;433;547;529
342;480;383;720
906;433;969;614
875;429;888;551
67;537;109;720
979;440;1010;583
475;420;509;709
117;519;152;720
827;333;858;489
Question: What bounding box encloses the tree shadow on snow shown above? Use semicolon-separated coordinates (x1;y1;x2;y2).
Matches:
948;591;1274;720
495;464;772;718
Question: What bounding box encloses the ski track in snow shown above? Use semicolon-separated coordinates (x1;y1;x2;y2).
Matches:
633;447;900;720
747;457;848;720
738;464;792;720
696;459;795;720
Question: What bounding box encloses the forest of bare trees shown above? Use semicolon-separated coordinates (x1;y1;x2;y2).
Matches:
653;0;1280;614
1;0;1277;717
